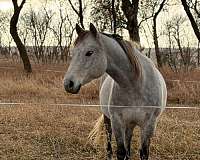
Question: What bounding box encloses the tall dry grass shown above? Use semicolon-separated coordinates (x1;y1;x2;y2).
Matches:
0;66;99;104
161;66;200;104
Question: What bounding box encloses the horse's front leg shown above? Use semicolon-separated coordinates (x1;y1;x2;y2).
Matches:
104;115;112;160
111;116;133;160
111;117;126;160
139;119;157;160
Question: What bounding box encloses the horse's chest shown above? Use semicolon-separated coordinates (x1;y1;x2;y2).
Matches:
109;86;160;125
111;87;143;106
100;78;161;124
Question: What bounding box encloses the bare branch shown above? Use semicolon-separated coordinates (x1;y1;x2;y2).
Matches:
68;0;84;28
68;0;79;15
181;0;200;42
138;15;153;27
194;0;200;17
19;0;26;10
154;0;167;18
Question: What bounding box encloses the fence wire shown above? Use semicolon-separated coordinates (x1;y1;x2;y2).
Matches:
0;102;199;109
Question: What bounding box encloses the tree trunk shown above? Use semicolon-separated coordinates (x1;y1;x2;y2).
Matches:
10;0;32;73
198;41;200;66
111;0;117;34
127;20;140;43
181;0;200;42
153;18;162;67
152;0;166;68
121;0;140;44
69;0;84;29
79;0;84;29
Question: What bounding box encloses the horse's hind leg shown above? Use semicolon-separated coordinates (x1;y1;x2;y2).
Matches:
104;115;112;160
139;119;157;160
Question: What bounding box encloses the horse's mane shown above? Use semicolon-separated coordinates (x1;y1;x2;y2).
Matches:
102;33;142;79
122;40;142;79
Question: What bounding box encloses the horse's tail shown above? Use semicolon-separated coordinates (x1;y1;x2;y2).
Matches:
88;114;106;145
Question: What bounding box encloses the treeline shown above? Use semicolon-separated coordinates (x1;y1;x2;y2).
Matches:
0;0;199;73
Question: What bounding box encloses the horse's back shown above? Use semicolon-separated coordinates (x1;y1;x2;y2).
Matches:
137;49;167;111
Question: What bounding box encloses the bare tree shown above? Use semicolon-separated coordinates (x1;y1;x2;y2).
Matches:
193;0;200;17
152;0;167;67
62;14;76;62
91;0;124;33
172;16;188;69
194;0;200;17
163;15;196;72
138;0;168;64
91;0;158;45
181;0;200;42
28;7;53;63
49;1;67;62
0;11;7;56
19;13;30;47
187;0;200;18
0;11;7;35
164;20;178;72
0;13;10;59
91;0;111;32
10;0;32;73
68;0;84;29
49;1;76;63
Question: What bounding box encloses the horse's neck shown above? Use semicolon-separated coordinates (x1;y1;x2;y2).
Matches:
101;34;141;88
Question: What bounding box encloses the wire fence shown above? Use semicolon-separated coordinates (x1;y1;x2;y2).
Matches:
0;102;199;109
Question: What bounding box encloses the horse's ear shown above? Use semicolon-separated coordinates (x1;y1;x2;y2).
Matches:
89;23;97;37
76;24;85;36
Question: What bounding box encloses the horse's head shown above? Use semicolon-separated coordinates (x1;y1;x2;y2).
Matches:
64;23;107;94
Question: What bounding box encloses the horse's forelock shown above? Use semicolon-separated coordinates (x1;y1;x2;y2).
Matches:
74;31;102;47
74;31;90;46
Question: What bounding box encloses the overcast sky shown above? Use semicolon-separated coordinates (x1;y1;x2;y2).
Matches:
0;0;198;48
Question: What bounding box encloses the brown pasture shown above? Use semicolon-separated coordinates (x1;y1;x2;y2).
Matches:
0;60;199;160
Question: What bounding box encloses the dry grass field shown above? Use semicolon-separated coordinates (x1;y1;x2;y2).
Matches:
0;59;199;160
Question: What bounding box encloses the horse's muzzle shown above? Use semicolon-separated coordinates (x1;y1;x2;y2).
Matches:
64;79;81;94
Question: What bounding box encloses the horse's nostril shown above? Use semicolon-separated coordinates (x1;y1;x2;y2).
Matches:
69;80;74;88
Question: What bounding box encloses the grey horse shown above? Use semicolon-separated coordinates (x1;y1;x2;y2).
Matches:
64;23;167;160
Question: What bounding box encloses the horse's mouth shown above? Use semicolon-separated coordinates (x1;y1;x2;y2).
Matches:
65;84;81;94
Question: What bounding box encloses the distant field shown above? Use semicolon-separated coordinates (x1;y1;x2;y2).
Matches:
0;59;199;159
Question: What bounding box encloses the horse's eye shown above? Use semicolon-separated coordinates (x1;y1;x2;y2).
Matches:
85;51;94;56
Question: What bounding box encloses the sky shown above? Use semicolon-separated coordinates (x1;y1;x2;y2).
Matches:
0;0;198;48
0;0;12;10
0;0;53;10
